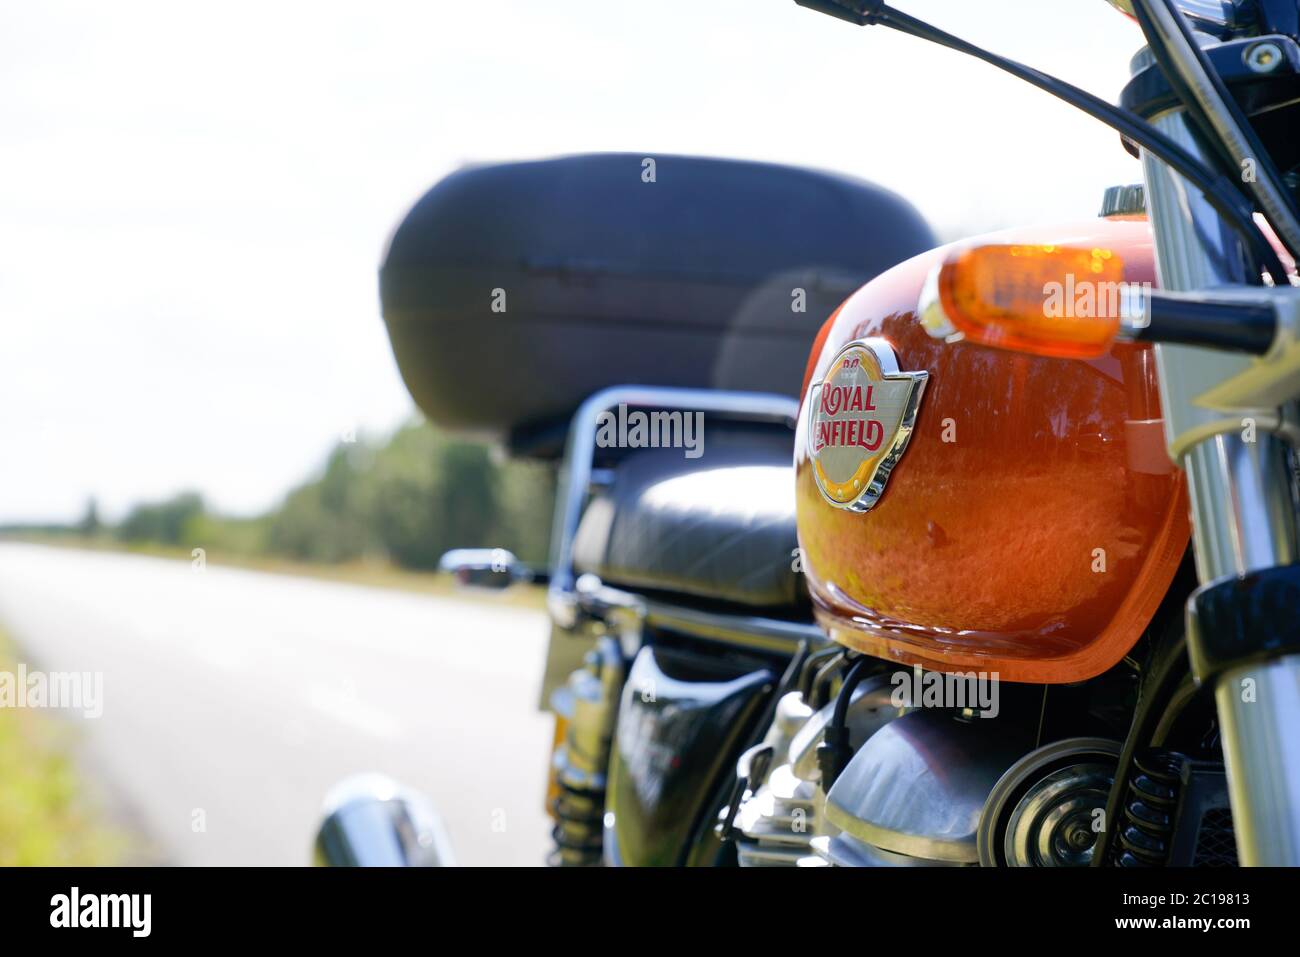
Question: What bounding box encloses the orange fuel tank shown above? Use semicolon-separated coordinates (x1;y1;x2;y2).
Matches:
795;219;1189;684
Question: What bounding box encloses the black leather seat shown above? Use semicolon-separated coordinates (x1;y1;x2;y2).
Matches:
572;431;805;610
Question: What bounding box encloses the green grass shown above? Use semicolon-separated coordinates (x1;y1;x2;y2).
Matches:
0;628;125;865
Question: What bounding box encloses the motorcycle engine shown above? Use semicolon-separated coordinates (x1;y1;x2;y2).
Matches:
732;674;913;866
732;671;1128;867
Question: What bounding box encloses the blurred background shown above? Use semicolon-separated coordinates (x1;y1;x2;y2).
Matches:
0;0;1150;865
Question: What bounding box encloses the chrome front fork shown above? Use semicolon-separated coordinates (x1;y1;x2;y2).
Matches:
1141;103;1300;865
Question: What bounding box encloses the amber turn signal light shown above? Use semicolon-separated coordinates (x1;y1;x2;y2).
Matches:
918;243;1133;359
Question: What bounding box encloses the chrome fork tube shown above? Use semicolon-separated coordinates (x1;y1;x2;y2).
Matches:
1141;103;1300;865
1181;433;1299;579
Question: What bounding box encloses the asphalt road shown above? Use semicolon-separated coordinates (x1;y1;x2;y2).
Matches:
0;543;554;866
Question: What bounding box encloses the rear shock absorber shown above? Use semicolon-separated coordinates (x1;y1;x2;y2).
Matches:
547;636;623;866
549;779;606;866
1114;749;1182;867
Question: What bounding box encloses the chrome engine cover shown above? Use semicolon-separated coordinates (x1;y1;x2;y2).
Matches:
823;710;1033;864
733;675;910;866
734;763;821;866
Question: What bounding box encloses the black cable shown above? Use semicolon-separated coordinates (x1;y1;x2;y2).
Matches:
878;4;1289;284
798;644;844;699
1092;571;1194;866
810;651;846;708
794;0;1289;285
1133;0;1300;260
816;654;872;789
1129;1;1239;178
831;654;871;728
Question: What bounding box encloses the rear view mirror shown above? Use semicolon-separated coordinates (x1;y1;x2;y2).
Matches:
437;547;533;590
314;774;455;867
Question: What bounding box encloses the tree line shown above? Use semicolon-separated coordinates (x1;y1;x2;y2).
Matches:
62;420;555;569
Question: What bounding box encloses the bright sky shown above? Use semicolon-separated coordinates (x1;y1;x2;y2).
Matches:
1;0;1148;523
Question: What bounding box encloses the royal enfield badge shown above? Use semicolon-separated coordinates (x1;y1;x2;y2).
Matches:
808;338;928;512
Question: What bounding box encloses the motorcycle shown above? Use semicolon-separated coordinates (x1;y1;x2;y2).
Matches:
317;0;1300;868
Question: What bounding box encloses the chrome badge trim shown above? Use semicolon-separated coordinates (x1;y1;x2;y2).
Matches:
807;337;928;512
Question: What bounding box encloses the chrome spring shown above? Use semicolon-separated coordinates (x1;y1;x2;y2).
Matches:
546;635;622;867
547;781;605;867
1114;749;1182;867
